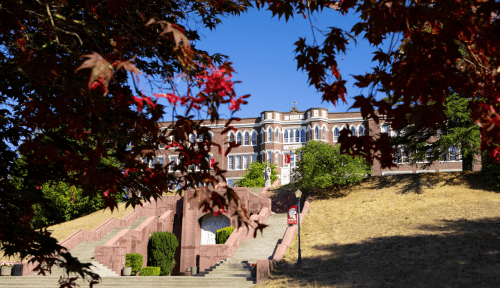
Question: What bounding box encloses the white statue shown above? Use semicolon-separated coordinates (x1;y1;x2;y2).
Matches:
264;163;272;187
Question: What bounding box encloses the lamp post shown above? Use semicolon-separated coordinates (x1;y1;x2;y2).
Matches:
295;189;303;265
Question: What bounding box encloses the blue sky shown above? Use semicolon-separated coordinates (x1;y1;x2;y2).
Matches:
152;7;391;121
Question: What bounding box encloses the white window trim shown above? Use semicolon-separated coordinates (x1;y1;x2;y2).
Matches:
381;171;413;176
439;169;462;172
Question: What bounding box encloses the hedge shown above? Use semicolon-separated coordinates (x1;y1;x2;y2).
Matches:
147;231;178;276
216;226;234;244
125;253;143;276
139;267;160;276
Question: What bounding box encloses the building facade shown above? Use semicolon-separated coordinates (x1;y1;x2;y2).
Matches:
154;105;479;187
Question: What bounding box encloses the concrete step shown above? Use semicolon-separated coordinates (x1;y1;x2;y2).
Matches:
29;216;151;277
0;276;256;288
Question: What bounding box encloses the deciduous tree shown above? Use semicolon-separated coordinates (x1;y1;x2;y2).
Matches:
0;0;254;285
258;0;500;169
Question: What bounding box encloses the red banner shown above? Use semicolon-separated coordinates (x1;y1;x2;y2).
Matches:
287;205;298;225
285;154;290;164
209;159;214;168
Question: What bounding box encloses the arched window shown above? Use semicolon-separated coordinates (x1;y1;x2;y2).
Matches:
358;125;365;136
244;131;250;145
229;132;235;143
301;130;305;142
333;127;340;142
275;130;279;142
295;129;300;143
350;126;356;136
275;152;279;166
314;126;319;140
284;130;289;143
267;128;272;142
190;133;196;143
251;131;257;145
236;132;242;144
323;127;326;140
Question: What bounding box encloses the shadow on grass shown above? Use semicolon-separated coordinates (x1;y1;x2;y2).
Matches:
270;217;500;287
366;171;491;195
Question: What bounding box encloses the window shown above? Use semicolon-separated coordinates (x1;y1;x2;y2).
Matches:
236;156;241;169
237;132;242;144
267;151;272;164
228;179;234;187
252;131;257;145
314;126;319;140
284;152;290;167
252;154;257;163
350;126;356;136
142;157;148;166
314;110;318;117
276;114;280;120
244;155;249;169
169;156;176;172
267;128;272;142
307;111;310;118
290;130;294;143
333;127;340;142
229;132;235;143
208;132;213;142
323;127;326;140
158;157;164;167
275;130;279;142
394;147;409;164
198;134;204;142
189;134;196;143
425;148;432;163
290;152;295;167
244;131;250;145
301;130;305;143
295;129;300;143
322;111;326;117
149;157;156;168
267;113;272;119
449;146;459;161
229;156;234;170
358;125;365;136
284;130;289;143
275;152;279;166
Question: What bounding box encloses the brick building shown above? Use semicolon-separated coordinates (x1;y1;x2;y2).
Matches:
153;105;480;186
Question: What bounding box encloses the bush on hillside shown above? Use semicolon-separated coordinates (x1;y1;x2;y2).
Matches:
147;231;178;276
216;226;234;244
126;253;143;276
481;152;500;190
293;141;372;189
139;267;160;276
235;161;279;187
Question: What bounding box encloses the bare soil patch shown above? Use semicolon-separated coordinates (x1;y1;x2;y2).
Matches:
256;172;500;288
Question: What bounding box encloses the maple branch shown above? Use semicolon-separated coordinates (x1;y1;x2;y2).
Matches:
54;26;83;46
46;2;60;45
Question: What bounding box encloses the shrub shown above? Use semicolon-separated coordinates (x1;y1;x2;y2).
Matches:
235;161;279;187
126;253;143;276
481;152;500;190
293;141;371;189
147;231;178;276
216;226;235;244
139;267;160;276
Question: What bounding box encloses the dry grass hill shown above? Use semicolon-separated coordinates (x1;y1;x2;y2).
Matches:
256;171;500;288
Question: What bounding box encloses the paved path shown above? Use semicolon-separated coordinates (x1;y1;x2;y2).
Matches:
248;187;264;195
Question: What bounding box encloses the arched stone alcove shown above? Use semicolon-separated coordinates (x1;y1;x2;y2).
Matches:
199;213;231;245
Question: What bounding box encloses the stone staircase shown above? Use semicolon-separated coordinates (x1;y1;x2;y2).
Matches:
195;213;288;286
30;216;150;277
